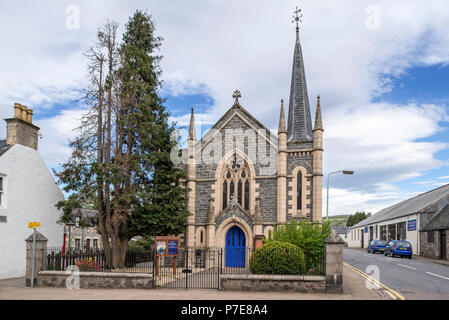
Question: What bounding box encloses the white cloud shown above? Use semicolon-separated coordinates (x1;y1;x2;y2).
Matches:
34;107;88;170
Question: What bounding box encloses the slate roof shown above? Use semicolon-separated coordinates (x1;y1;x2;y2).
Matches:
332;227;348;234
0;140;11;157
287;28;313;142
422;205;449;231
350;183;449;229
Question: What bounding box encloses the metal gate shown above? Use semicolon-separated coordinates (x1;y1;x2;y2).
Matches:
154;248;222;289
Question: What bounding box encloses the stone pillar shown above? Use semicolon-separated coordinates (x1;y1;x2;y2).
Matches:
277;100;288;224
253;198;263;236
186;108;197;248
312;96;324;223
25;230;48;287
206;198;216;249
324;229;345;293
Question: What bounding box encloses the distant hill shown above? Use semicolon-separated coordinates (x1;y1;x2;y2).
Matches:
326;215;350;227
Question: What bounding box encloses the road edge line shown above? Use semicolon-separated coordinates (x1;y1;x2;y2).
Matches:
343;262;406;300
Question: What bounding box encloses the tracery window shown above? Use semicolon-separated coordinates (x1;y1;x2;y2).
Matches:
222;153;251;211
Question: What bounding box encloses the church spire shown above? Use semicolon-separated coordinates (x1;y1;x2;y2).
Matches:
287;7;313;142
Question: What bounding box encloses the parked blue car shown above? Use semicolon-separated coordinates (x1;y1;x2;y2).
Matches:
367;240;388;254
384;240;413;259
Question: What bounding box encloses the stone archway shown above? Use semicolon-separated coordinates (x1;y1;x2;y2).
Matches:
215;216;253;249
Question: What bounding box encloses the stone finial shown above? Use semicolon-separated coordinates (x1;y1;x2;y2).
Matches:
188;107;196;141
324;229;345;244
314;95;323;131
278;99;287;134
255;198;262;224
207;199;215;224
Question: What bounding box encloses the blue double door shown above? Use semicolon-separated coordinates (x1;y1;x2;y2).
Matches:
225;226;246;268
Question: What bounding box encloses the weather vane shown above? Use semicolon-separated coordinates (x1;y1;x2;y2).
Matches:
292;6;303;29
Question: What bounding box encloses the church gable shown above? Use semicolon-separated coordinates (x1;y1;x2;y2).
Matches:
197;96;278;156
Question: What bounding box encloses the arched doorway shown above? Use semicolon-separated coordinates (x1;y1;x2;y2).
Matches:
225;226;246;267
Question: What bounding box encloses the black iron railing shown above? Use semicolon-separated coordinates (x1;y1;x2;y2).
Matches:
43;246;325;277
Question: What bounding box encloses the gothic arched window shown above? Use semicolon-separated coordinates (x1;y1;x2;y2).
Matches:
297;171;302;210
222;153;251;211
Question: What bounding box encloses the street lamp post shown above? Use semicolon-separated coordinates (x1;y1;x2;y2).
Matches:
326;170;354;220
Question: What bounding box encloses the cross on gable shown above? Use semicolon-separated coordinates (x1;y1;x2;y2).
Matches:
232;90;241;102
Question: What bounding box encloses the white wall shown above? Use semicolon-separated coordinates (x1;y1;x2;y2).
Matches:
0;144;64;279
348;214;420;254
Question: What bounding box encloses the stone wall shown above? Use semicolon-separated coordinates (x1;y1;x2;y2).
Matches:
195;181;214;224
256;178;277;222
219;274;325;293
420;230;449;260
37;271;154;289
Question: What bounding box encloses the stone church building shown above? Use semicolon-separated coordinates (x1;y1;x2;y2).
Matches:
181;22;324;251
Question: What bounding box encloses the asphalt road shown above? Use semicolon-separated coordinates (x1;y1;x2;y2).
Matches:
344;248;449;299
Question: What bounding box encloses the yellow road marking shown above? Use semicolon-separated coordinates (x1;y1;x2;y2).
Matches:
344;262;406;300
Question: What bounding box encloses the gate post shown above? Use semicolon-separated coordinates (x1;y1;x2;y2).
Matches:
25;230;48;287
324;230;345;293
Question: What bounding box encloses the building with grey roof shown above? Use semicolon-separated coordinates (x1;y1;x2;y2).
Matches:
420;204;449;260
348;183;449;256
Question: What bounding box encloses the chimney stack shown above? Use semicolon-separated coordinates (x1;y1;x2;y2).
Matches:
4;103;40;150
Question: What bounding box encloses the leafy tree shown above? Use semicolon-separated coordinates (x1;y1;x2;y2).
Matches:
346;211;371;227
55;11;189;269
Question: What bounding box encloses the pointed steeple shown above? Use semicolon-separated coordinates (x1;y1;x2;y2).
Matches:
314;95;323;131
278;99;287;134
287;8;313;142
188;107;196;141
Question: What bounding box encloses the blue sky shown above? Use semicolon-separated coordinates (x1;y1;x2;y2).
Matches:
1;1;449;216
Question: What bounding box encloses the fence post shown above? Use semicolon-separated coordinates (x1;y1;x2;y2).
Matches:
324;229;345;293
25;231;48;287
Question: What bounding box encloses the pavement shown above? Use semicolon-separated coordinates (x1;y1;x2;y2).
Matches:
344;248;449;300
0;267;383;300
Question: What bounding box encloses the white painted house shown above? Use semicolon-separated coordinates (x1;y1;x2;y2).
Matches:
348;183;449;256
0;103;64;279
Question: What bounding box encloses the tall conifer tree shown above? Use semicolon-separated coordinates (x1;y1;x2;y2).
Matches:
56;11;189;268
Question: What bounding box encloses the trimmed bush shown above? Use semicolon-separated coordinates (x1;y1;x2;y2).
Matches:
249;241;306;275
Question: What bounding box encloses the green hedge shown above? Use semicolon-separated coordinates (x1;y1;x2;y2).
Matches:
249;241;306;275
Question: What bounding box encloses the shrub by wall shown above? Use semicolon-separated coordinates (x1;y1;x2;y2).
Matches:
249;241;306;275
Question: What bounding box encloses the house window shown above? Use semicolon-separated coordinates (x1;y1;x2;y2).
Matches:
428;231;434;243
297;172;302;210
93;239;98;250
200;231;203;243
0;176;4;207
75;239;80;250
86;238;91;250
